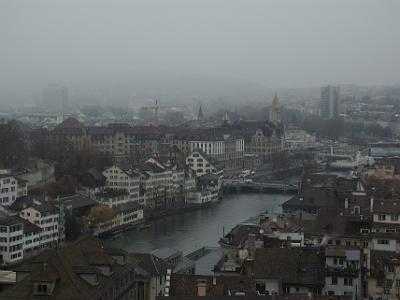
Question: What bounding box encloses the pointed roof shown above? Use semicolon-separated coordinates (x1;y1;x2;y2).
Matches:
197;105;204;120
272;93;281;111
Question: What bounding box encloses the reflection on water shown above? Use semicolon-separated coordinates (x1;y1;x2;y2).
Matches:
106;193;290;254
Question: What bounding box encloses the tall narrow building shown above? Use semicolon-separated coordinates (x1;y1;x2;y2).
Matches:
42;84;69;114
197;105;204;121
269;93;282;123
320;86;340;119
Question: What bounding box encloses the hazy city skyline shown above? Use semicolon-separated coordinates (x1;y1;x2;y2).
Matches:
1;0;400;107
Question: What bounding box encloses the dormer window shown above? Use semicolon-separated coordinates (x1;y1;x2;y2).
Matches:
78;272;99;285
33;283;54;296
37;284;47;293
95;265;112;276
110;254;126;265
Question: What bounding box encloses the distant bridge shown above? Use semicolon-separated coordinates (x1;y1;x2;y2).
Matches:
222;180;298;194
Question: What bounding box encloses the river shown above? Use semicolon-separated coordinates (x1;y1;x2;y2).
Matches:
105;193;291;255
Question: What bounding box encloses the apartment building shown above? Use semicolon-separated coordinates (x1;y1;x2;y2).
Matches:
323;247;361;300
19;204;59;249
0;175;18;207
0;215;24;264
186;150;223;177
102;163;142;203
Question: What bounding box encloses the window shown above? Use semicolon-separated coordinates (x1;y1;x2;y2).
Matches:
391;215;399;222
396;280;400;288
36;284;48;294
255;282;266;294
344;278;353;286
378;214;386;221
377;279;384;287
377;239;390;245
386;279;393;288
388;265;395;273
331;277;338;285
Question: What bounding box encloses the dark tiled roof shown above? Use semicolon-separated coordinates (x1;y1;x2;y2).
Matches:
219;225;262;248
151;247;181;260
0;236;139;300
0;215;24;226
130;253;170;276
283;189;341;211
60;194;97;210
251;248;324;286
55;117;84;129
29;203;58;214
169;274;255;297
22;220;41;233
291;208;353;237
373;199;400;214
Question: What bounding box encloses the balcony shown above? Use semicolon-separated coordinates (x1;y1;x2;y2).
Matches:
326;265;359;277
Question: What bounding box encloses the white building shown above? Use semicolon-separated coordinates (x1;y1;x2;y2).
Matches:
93;202;144;236
370;199;400;252
19;204;59;249
102;164;141;202
323;247;361;300
186;151;222;177
22;220;41;257
0;215;24;265
139;160;174;209
285;126;316;151
0;175;18;207
95;189;131;208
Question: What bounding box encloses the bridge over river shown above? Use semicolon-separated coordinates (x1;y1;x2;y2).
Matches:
223;179;299;194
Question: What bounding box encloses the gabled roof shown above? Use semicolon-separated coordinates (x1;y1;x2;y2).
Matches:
60;194;97;210
169;274;255;297
151;247;181;260
0;236;139;300
0;215;24;227
251;248;324;286
373;199;400;214
129;253;169;276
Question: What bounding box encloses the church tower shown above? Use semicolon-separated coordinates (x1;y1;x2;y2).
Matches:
197;105;204;121
269;93;282;123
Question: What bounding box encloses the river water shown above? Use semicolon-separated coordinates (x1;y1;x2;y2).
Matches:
106;193;291;255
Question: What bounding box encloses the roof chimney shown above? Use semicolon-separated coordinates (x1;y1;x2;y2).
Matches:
212;273;217;286
197;279;207;296
370;196;374;213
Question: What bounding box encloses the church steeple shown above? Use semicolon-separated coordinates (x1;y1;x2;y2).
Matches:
269;93;282;123
197;105;204;121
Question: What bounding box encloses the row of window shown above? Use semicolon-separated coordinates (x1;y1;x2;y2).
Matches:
377;214;400;222
0;225;22;233
20;211;40;217
377;279;400;288
0;178;15;185
330;277;353;286
11;252;22;259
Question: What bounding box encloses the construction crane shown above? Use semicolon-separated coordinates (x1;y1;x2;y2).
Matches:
141;99;164;127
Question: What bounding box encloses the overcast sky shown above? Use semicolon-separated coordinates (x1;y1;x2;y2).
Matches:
1;0;399;105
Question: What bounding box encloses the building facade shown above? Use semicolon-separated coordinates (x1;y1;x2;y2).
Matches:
321;85;340;119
